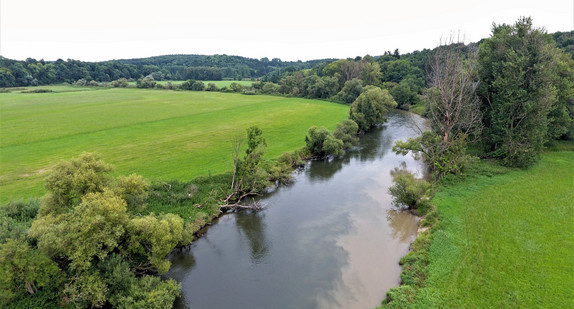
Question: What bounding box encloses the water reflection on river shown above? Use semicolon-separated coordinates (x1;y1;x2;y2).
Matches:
166;111;427;309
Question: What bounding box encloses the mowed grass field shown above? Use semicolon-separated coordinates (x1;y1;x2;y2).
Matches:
411;152;574;308
0;86;348;203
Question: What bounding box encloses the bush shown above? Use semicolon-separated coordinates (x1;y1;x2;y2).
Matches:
350;87;397;132
206;83;219;91
333;119;360;149
190;81;205;91
0;199;40;222
305;126;344;157
112;78;129;88
388;168;431;210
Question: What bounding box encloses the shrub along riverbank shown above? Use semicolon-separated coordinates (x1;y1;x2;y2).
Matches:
381;148;574;308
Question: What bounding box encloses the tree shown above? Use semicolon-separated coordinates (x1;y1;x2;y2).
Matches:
0;239;60;305
350;87;397;132
22;154;183;308
305;126;344;157
478;17;561;167
334;78;364;103
388;168;431;210
333;119;360;149
547;51;574;140
392;40;481;178
136;75;156;88
360;61;382;86
41;152;112;215
191;80;205;91
426;41;482;145
111;78;129;87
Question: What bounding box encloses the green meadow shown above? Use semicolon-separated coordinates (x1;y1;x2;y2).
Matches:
0;86;348;203
405;151;574;308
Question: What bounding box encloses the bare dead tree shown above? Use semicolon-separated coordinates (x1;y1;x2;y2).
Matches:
426;35;483;144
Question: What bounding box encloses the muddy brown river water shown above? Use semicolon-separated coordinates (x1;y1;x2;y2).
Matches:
166;111;428;308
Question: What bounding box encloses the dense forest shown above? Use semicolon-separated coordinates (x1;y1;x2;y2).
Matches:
0;54;334;87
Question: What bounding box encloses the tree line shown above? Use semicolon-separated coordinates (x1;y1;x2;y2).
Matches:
0;54;334;87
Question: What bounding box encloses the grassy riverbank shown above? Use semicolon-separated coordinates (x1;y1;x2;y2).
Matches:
0;86;348;203
382;149;574;308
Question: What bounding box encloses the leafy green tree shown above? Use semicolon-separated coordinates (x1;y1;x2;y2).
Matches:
206;83;219;91
333;119;360;149
389;80;418;110
235;126;271;194
191;80;206;91
360;61;382;86
115;174;149;213
261;82;279;94
30;189;130;271
136;75;156;88
305;126;344;157
478;17;562;166
127;213;184;274
0;239;61;305
388;168;431;210
547;52;574;140
19;154;184;308
350;87;397;132
0;68;15;87
111;78;129;87
230;82;243;93
41;152;112;215
333;78;364;103
393;131;471;178
114;276;180;309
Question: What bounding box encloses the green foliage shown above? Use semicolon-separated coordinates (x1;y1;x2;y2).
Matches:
206;82;219;91
261;82;279;94
393;131;472;179
127;213;184;274
478;17;567;167
547;52;574;140
230;82;243;92
360;61;382;86
389;80;419;110
350;87;397;132
190;80;205;91
0;238;61;305
111;78;129;88
236;126;271;193
333;78;364;103
333;119;359;149
30;189;130;271
0;199;40;223
41;152;112;215
114;174;149;213
113;276;180;309
136;75;156;89
388;169;431;210
305;126;344;157
10;154;185;308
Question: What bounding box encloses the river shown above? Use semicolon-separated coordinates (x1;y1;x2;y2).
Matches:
165;111;428;309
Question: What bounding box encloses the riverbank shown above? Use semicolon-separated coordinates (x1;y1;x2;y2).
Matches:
381;148;574;308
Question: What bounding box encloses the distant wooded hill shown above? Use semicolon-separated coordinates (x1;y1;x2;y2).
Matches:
0;30;571;88
0;54;335;87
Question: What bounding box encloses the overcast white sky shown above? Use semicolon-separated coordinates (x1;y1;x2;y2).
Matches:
1;0;573;62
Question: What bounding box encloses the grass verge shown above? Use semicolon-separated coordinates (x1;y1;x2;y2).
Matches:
381;151;574;308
